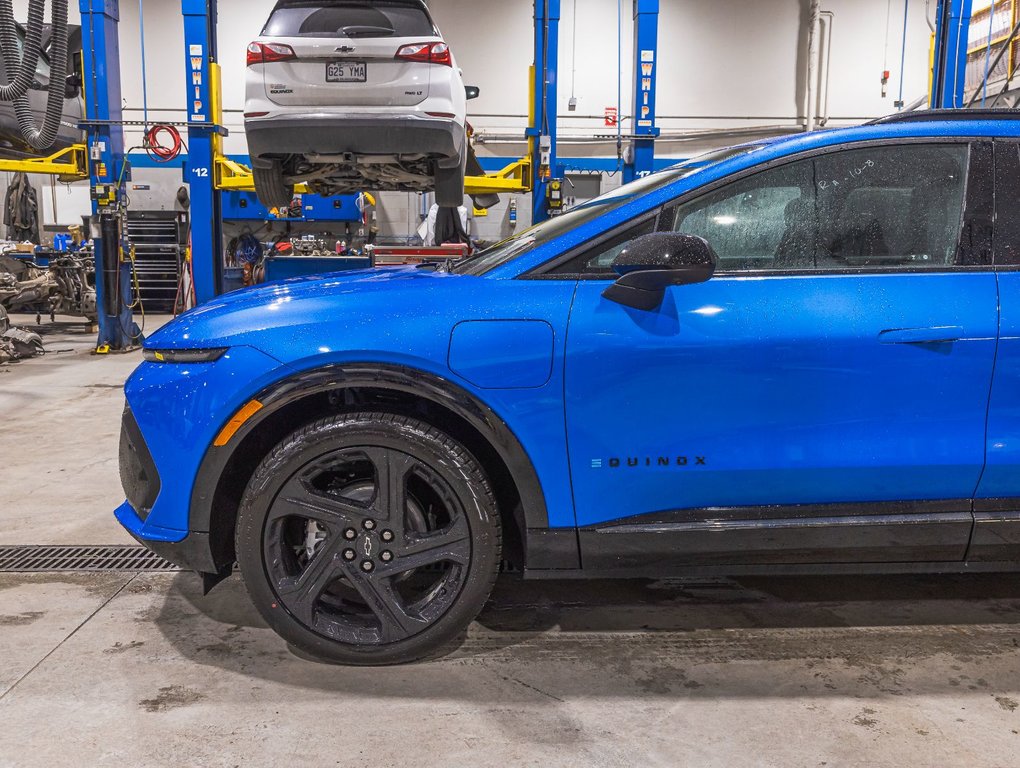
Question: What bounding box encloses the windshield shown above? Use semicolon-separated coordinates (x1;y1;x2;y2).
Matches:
454;144;763;276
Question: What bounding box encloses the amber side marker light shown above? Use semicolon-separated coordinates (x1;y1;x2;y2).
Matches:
214;400;264;447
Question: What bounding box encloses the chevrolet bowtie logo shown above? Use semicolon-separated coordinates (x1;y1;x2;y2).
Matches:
336;45;356;53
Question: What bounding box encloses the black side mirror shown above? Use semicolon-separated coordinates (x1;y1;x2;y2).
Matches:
65;73;83;100
603;232;717;311
465;85;480;100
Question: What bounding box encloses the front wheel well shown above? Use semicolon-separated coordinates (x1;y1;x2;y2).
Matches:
207;386;527;571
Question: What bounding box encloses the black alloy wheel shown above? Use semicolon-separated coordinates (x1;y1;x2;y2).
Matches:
236;412;501;665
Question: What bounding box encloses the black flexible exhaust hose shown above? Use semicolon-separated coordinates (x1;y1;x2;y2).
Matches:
9;0;69;150
0;0;45;102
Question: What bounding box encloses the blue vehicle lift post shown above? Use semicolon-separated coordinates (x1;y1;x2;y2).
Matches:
79;0;134;350
931;0;974;108
181;0;224;304
531;0;560;224
624;0;659;183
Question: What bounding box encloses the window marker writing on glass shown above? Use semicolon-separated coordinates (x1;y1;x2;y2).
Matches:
818;159;876;192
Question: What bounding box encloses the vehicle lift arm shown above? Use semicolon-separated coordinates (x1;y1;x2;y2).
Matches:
0;143;88;181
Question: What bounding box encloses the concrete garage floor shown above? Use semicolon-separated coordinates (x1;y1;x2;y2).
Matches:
2;318;1020;767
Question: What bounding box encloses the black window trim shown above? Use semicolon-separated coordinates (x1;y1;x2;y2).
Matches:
992;138;1020;271
522;136;993;281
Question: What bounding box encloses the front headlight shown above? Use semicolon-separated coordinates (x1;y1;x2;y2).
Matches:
142;348;229;363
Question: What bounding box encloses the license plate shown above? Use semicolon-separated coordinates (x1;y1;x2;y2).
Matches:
326;61;366;83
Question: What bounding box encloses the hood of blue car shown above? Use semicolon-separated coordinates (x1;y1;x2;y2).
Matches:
145;266;462;351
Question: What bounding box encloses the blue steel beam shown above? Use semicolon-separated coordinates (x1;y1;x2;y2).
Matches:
531;0;560;223
931;0;974;108
624;0;659;182
182;0;222;303
79;0;133;349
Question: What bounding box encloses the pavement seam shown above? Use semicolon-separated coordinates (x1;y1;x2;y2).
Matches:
0;573;138;702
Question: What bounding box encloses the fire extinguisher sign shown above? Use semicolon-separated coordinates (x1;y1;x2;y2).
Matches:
604;107;618;127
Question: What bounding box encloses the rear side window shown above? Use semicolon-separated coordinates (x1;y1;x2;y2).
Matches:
263;1;436;38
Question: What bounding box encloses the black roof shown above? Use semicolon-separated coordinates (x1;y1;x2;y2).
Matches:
868;108;1020;125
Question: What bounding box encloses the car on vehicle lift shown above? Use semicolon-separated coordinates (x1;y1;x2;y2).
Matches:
117;110;1020;665
244;0;476;209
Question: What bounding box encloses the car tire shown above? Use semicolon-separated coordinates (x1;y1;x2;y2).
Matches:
236;411;502;665
253;161;295;209
434;155;466;208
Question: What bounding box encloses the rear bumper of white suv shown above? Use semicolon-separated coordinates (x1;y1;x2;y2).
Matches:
245;113;465;170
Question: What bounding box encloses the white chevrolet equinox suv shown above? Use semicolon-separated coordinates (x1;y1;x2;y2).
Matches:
244;0;469;207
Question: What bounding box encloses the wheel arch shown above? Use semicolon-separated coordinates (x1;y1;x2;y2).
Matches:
190;363;555;572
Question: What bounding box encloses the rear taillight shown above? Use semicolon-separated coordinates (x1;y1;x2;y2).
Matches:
396;42;452;67
429;43;452;67
246;41;297;67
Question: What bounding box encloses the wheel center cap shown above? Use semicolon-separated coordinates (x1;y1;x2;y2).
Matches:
360;533;376;558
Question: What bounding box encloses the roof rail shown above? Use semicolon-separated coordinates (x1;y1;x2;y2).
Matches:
867;108;1020;125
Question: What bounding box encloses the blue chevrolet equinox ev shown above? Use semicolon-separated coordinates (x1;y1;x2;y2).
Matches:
118;111;1020;664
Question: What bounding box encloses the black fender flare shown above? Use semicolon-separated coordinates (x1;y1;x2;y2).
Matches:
189;362;551;540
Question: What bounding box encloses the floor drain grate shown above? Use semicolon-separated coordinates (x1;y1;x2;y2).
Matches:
0;546;180;573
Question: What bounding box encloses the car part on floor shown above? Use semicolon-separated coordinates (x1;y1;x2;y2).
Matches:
0;325;43;361
0;250;97;321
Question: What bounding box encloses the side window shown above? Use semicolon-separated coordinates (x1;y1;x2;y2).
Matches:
669;144;970;272
547;217;658;277
672;163;809;270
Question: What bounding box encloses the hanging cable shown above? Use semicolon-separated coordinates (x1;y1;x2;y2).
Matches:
144;124;184;162
569;0;578;109
896;0;909;108
0;0;45;101
883;0;893;73
138;0;149;127
541;0;550;137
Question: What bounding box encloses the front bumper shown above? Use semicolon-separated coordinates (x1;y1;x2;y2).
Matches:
245;113;465;169
116;501;221;573
114;345;290;573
